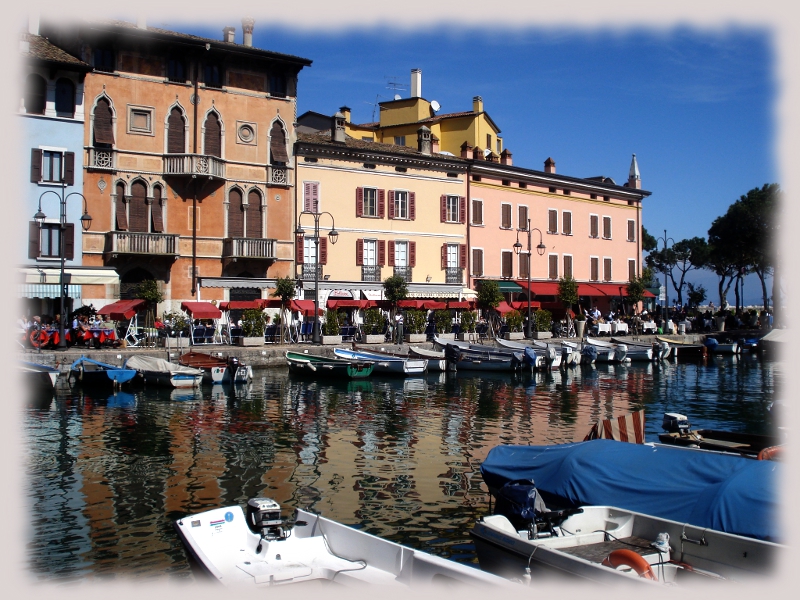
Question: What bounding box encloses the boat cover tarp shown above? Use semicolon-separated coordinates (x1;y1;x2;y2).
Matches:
125;355;203;375
480;439;780;542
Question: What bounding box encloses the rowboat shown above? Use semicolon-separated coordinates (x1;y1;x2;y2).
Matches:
124;355;204;388
408;346;447;371
657;412;783;458
174;498;513;590
656;336;706;359
433;335;530;367
611;337;670;361
585;337;637;361
333;347;427;375
705;339;740;354
495;338;556;369
179;351;253;384
441;343;520;371
69;356;137;388
285;350;374;379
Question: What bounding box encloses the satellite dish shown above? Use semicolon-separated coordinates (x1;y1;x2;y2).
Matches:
431;100;440;113
394;94;402;100
483;148;491;157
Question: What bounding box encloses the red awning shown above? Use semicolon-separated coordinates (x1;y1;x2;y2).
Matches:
262;298;283;308
291;299;323;316
517;281;561;296
510;300;541;310
421;300;447;310
397;300;425;309
496;301;514;315
327;299;372;309
219;300;263;311
180;301;222;319
578;283;657;298
96;299;146;320
447;301;474;310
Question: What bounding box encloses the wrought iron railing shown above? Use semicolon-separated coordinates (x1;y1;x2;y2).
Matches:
222;237;276;259
164;153;226;178
301;263;323;281
393;266;412;282
445;267;463;284
105;231;178;255
361;265;382;282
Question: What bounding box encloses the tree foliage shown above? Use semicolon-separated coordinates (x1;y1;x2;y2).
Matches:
625;276;647;314
641;226;658;253
645;237;708;306
686;282;707;308
476;280;503;311
383;275;408;308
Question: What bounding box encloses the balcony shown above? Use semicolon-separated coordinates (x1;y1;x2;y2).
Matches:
104;231;178;257
268;165;290;186
222;237;277;260
301;263;323;281
88;148;116;172
164;153;226;178
393;266;412;282
361;265;382;282
445;267;463;284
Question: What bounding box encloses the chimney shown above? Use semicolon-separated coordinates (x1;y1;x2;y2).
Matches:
627;153;641;189
500;149;512;166
28;12;39;35
472;146;484;161
460;141;472;159
544;157;556;174
339;106;351;123
431;134;440;154
473;96;483;113
137;16;147;30
411;68;422;98
222;26;235;43
417;126;431;155
332;111;346;143
242;17;255;47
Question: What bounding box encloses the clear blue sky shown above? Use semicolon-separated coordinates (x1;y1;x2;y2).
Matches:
150;19;776;305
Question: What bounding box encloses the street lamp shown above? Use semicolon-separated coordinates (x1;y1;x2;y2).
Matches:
34;190;93;349
656;230;675;326
513;218;546;338
296;210;338;344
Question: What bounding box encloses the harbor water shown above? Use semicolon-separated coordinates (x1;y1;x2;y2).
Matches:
23;353;781;584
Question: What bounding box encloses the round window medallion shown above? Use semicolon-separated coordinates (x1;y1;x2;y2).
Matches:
238;124;255;143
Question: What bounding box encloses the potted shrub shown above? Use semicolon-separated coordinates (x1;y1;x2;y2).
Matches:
504;309;524;340
574;312;587;339
404;309;427;343
457;310;476;341
321;309;342;345
363;308;385;344
533;309;552;339
714;310;727;332
433;309;454;340
239;308;265;346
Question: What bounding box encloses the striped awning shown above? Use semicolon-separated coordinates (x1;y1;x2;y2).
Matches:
19;284;82;299
18;266;119;286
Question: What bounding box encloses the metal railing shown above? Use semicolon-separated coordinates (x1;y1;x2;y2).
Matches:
105;231;178;255
301;263;323;280
361;265;382;282
445;267;463;284
164;153;226;178
222;237;276;259
393;266;412;282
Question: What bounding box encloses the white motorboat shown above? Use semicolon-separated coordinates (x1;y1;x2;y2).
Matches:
124;355;203;388
584;337;632;362
611;337;669;361
495;338;559;369
561;340;602;364
19;360;59;392
334;347;427;375
408;346;447;371
175;498;514;589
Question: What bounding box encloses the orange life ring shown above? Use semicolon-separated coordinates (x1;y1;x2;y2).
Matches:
29;329;49;349
602;549;656;580
758;445;782;461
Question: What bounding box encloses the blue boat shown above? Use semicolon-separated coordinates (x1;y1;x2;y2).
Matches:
70;357;137;388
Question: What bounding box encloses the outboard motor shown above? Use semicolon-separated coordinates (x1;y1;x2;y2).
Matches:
246;497;287;540
581;344;597;364
493;479;583;539
662;412;690;434
614;343;628;363
547;346;557;364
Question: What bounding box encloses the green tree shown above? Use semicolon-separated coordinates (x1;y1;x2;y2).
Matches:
641;226;658;253
383;275;408;316
557;276;578;325
476;280;503;335
686;282;707;308
271;276;297;342
625;276;647;315
646;237;709;307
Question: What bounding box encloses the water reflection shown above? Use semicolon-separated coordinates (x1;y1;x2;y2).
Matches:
24;357;779;583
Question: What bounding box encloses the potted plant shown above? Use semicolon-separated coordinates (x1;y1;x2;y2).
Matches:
574;312;587;339
433;309;454;340
714;310;727;332
533;309;552;339
458;310;477;341
504;309;524;340
363;308;385;344
271;276;297;343
321;309;342;344
239;308;265;346
404;309;427;343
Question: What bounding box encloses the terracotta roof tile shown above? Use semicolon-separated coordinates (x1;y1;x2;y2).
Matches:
21;32;89;68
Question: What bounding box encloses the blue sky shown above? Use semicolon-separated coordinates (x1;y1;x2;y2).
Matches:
150;20;776;305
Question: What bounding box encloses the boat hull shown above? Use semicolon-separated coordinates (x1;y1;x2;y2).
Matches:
657;430;782;457
333;348;427;375
285;351;374;379
407;346;447;371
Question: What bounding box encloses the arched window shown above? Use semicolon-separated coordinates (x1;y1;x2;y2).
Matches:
167;107;185;154
25;74;46;115
246;190;263;238
228;188;244;238
204;112;221;157
93;97;115;146
269;121;288;165
151;185;164;233
129;181;148;232
55;78;75;116
115;182;128;231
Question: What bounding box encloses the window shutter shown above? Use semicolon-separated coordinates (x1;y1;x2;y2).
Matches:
519;253;528;279
115;183;128;231
459;244;467;269
388;190;395;219
246;191;262;238
319;237;328;265
356;187;364;217
440;195;447;222
603;216;611;239
378;240;386;266
629;259;636;281
167;107;185;153
591;257;599;281
60;151;75;186
388;240;395;266
409;241;416;267
296;235;304;263
30;148;42;183
93;98;115;145
28;221;40;259
459;196;466;224
472;249;483;276
472;199;482;225
409;192;416;220
356;238;364;266
129;181;148;232
63;223;75;260
604;258;612;281
518;205;528;230
502;252;513;278
151;187;164;233
441;244;447;270
501;205;511;229
549;255;558;279
228;189;244;237
549;209;557;233
564;255;573;279
378;189;385;218
628;220;635;242
590;215;599;238
563;212;572;235
270;121;289;163
204;112;221;157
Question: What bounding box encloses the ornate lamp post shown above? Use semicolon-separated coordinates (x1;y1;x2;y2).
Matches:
513;218;546;338
656;230;675;326
296;210;338;344
34;190;93;349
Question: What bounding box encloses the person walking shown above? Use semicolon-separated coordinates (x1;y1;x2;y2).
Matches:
395;312;404;345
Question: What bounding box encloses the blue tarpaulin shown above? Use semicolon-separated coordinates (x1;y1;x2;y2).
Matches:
480;440;780;542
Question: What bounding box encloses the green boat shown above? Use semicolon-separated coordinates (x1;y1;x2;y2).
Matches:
285;351;374;379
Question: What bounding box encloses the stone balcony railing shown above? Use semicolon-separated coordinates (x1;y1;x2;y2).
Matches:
164;153;226;178
222;237;276;259
88;148;116;171
104;231;178;256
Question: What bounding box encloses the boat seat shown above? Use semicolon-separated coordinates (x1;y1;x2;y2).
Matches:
557;535;658;563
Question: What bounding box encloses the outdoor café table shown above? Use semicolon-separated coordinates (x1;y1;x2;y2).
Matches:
594;323;612;336
678;320;692;332
611;321;628;334
642;322;657;333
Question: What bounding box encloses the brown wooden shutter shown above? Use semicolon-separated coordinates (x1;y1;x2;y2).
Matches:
502;251;513;278
440;195;447;222
388;190;395;219
518;205;528;230
519;253;529;279
388;240;395;266
204;112;221;157
628;220;635;242
603;216;612;239
378;240;386;266
167;107;185;153
472;249;483;276
319;237;328;265
30;149;42;183
228;189;244;237
472;199;482;225
457;244;466;269
356;187;364;217
548;209;557;233
409;241;416;267
28;221;40;258
409;192;416;220
63;152;75;186
296;235;304;263
115;183;128;231
549;254;558;279
459;196;466;224
591;257;599;281
590;215;599;238
378;189;385;218
629;259;636;281
501;204;511;229
270;121;289;163
604;258;612;281
563;211;572;235
564;255;573;279
63;223;75;260
129;181;148;232
151;186;164;233
441;244;447;269
356;238;364;266
247;190;262;238
93;98;114;144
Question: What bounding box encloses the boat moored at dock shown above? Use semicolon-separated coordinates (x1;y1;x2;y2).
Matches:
285;350;374;379
333;347;427;375
124;356;204;388
69;356;137;388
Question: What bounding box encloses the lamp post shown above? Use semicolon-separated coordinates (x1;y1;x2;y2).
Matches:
296;210;338;344
34;190;93;349
656;230;675;326
513;219;546;338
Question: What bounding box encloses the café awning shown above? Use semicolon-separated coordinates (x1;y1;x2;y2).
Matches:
496;301;514;315
327;299;374;309
291;299;323;316
219;300;263;311
517;281;560;296
510;300;541;310
19;266;120;285
447;300;475;310
180;301;222;319
97;299;146;320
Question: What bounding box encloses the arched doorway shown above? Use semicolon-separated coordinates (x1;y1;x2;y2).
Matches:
120;267;154;299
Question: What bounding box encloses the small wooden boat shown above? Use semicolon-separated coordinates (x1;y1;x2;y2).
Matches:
656;336;706;359
333;347;427;375
285;350;374;379
433;335;529;368
19;360;59;393
124;355;203;388
174;498;513;590
441;343;520;371
408;346;447;371
611;337;670;361
657;412;782;458
179;351;253;384
69;356;137;388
